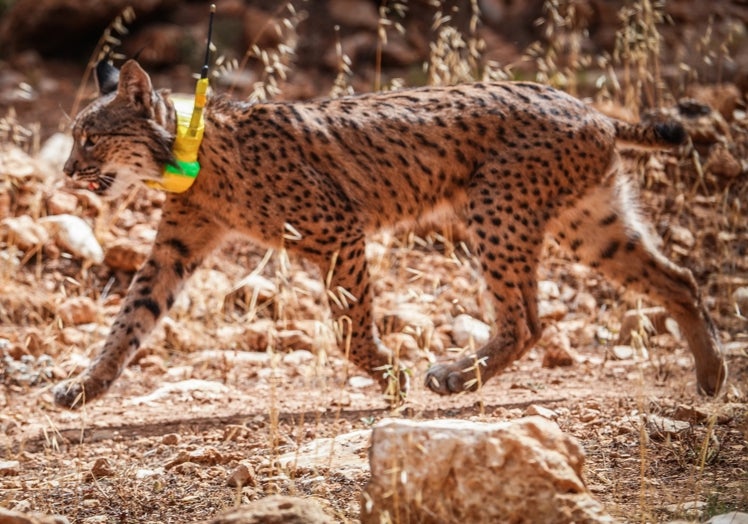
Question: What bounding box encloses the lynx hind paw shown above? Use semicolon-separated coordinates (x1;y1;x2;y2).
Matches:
697;358;728;397
425;363;479;395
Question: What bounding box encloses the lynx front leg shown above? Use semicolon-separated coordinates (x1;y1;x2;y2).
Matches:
53;209;224;408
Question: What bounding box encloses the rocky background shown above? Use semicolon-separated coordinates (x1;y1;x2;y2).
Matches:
0;0;747;523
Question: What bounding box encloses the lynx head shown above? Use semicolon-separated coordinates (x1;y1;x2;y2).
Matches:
64;59;177;198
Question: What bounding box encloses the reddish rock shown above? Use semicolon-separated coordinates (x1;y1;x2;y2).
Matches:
361;417;615;524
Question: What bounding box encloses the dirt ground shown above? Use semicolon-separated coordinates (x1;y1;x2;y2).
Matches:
1;1;748;522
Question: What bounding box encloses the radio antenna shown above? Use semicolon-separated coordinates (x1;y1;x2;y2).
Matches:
201;4;216;79
187;3;215;136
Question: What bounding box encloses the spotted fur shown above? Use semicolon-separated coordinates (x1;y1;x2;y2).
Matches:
54;59;726;408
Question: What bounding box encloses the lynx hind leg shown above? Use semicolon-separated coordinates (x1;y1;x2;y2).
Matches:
309;233;407;395
426;181;545;394
548;176;726;395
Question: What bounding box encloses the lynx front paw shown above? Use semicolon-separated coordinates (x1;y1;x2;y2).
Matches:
425;363;479;395
52;376;111;409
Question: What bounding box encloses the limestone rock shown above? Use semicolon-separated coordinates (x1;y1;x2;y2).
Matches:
200;495;335;524
617;306;679;345
732;287;748;315
224;273;277;313
644;414;691;440
165;446;227;471
0;459;21;476
58;296;98;325
227;462;256;488
706;512;748;524
361;417;615;524
46;191;79;216
0;507;70;524
525;404;559;420
540;328;577;368
104;239;149;272
611;345;634;360
85;458;114;481
451;314;491;347
278;429;370;479
1;215;49;251
38;132;74;172
667;224;696;250
39;214;104;263
381;304;435;336
162;433;180;446
127;380;230;406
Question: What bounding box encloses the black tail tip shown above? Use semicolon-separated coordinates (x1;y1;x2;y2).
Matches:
654;121;688;146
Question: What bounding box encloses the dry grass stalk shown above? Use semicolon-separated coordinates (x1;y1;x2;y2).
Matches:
329;25;354;99
375;0;408;92
67;6;135;124
1;108;39;152
529;0;593;95
230;2;306;102
426;0;483;86
611;0;667;115
668;15;743;96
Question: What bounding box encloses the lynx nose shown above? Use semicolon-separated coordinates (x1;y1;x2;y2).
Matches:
63;157;77;176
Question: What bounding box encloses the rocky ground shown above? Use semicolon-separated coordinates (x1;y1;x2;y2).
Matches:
1;0;747;522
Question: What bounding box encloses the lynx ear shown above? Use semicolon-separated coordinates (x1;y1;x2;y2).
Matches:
116;59;154;114
95;59;120;96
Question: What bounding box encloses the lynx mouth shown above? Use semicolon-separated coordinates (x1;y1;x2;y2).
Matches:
73;168;114;195
88;175;114;194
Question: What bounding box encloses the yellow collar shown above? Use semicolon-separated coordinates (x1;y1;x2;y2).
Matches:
146;84;207;193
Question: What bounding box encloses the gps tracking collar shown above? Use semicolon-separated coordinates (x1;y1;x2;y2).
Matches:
146;4;215;193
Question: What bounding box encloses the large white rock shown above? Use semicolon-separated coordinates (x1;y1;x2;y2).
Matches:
198;495;336;524
278;429;371;480
451;313;491;347
361;417;615;524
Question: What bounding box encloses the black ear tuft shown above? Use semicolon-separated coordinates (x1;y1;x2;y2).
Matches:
95;59;120;96
653;121;687;146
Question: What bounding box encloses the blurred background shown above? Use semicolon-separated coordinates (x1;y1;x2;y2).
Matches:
1;0;747;139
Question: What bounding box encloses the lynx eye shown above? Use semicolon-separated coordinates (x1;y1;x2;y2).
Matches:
81;134;98;149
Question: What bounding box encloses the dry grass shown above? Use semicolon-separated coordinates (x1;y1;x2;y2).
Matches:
1;0;746;522
67;7;136;122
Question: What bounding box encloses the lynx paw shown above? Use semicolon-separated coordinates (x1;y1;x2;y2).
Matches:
425;363;479;395
52;376;111;409
696;358;728;397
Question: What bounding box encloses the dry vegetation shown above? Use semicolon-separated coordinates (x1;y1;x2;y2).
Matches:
1;0;747;522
